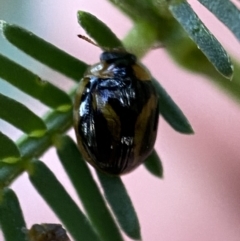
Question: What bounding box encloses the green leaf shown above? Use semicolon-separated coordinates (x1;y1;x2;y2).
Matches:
0;162;23;187
9;108;72;172
0;93;47;137
28;159;101;241
77;11;123;49
56;135;123;241
198;0;240;41
97;171;141;240
0;20;88;81
0;132;21;163
0;54;72;111
144;149;163;178
107;0;162;22
0;188;27;241
169;1;233;79
123;21;158;58
0;106;73;186
153;78;193;134
17;108;72;159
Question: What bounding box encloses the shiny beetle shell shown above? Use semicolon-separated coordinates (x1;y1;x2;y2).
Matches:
74;50;159;175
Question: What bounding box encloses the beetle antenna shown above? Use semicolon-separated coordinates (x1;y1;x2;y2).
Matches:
77;34;113;52
77;34;100;47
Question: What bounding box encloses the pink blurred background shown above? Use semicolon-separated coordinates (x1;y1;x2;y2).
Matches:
1;0;240;240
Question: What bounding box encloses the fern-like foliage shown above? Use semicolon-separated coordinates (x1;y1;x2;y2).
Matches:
0;0;240;240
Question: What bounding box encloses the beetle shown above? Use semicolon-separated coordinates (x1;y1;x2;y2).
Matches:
74;49;159;175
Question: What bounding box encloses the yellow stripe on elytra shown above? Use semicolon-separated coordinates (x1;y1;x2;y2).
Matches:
132;63;151;81
98;102;121;141
134;94;158;166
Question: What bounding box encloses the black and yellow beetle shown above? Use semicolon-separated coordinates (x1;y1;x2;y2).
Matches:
74;50;159;175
